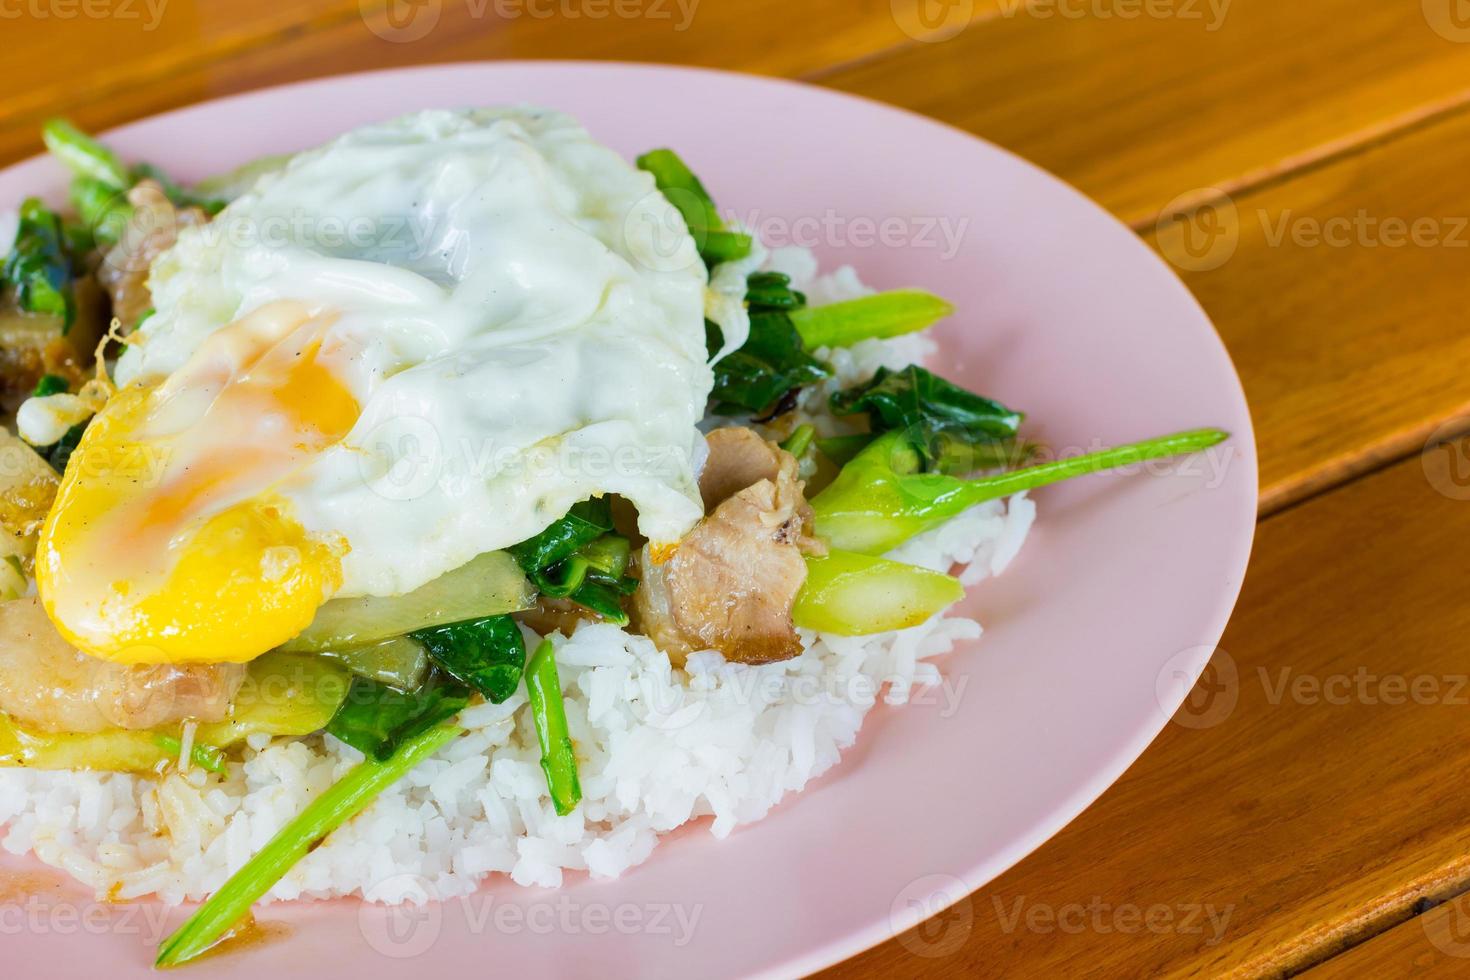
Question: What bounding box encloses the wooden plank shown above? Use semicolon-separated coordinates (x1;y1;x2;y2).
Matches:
0;0;920;165
822;435;1470;978
1306;893;1470;979
823;0;1470;229
0;0;358;129
1144;107;1470;511
7;1;1470;513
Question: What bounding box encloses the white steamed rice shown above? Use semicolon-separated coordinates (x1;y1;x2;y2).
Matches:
0;250;1034;906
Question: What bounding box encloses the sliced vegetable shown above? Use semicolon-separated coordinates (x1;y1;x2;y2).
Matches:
30;373;68;397
4;198;74;330
780;424;816;458
790;289;953;350
411;614;526;704
153;733;226;775
509;499;638;625
509;499;613;574
279;550;533;653
156;723;461;968
196;651;350;747
814;433;873;466
526;639;581;815
812;428;1231;555
743;270;806;310
68;176;131;246
710;310;830;416
318;635;429;691
708;270;835;416
42;118;129;190
560;578;635;625
793;550;964;635
830;364;1022;473
0;652;349;772
0;714;170;772
326;672;469;761
635;148;752;267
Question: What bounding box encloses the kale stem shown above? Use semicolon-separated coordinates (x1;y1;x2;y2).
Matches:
155;723;460;968
956;427;1230;505
789;289;954;350
526;639;581;816
41;118;130;190
780;424;816;457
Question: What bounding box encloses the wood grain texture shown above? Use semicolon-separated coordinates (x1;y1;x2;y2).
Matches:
2;4;1469;977
1145;107;1470;512
822;437;1470;979
0;0;920;165
1305;893;1470;979
6;0;1470;515
0;0;358;130
823;0;1470;229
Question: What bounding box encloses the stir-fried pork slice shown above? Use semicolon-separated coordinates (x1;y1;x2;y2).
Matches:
0;598;245;734
633;427;824;666
98;179;207;332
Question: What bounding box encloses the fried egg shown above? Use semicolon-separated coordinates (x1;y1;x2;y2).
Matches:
36;108;726;664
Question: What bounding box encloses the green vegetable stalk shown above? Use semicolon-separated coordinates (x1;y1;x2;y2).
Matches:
635;148;752;267
153;733;226;775
42;118;130;191
812;428;1230;555
794;550;964;635
789;289;954;350
155;723;460;968
68;176;132;246
526;639;581;816
780;424;816;457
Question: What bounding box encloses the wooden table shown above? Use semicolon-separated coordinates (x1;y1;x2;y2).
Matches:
6;1;1469;975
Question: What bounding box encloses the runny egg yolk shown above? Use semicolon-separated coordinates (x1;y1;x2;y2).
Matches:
36;300;359;664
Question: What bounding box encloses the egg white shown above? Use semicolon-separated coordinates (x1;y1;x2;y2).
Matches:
111;107;727;604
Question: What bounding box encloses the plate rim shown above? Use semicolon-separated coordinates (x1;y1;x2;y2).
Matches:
0;60;1258;979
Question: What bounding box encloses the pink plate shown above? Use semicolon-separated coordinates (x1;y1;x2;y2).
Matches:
0;63;1255;978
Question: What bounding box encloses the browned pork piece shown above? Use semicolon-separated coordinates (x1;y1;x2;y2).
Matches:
0;598;245;734
633;427;825;666
97;179;207;332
